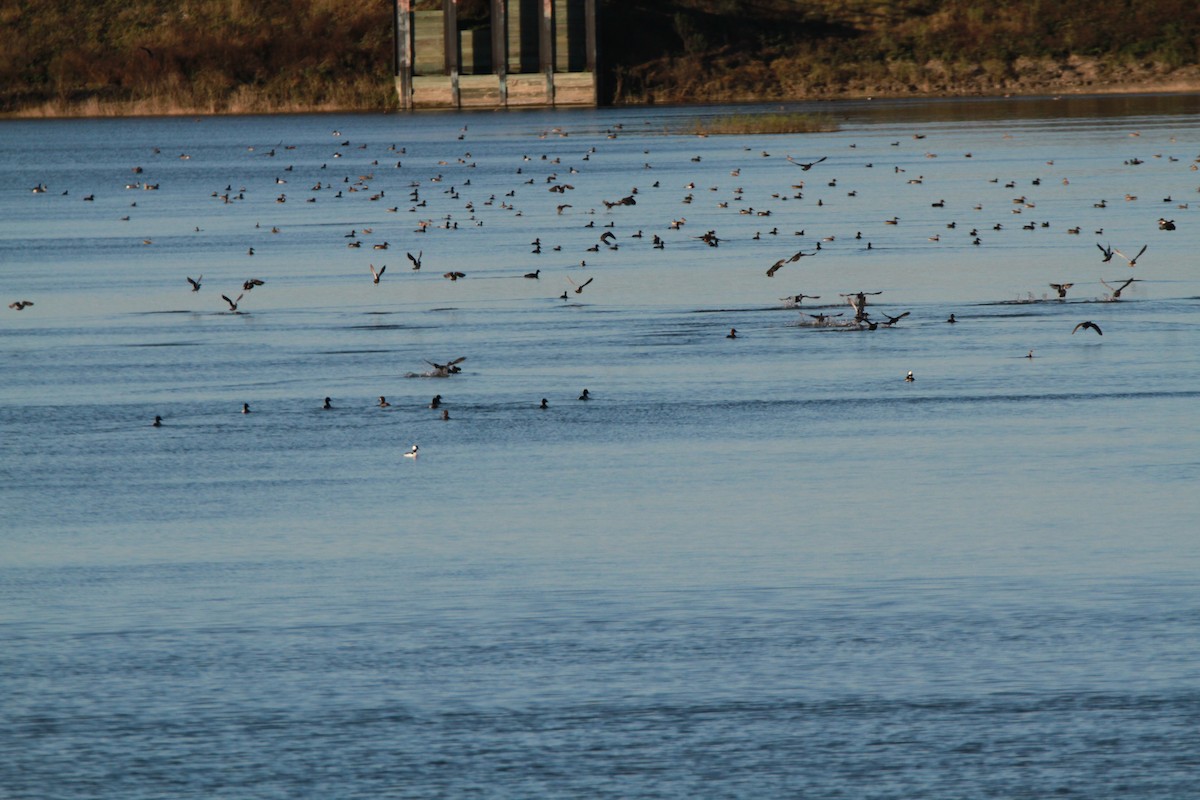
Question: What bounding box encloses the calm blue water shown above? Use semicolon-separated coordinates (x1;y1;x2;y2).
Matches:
3;96;1199;798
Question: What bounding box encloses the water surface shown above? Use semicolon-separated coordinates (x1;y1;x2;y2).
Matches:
3;95;1199;798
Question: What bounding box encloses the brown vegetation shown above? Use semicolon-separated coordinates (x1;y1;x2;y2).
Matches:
2;0;1198;116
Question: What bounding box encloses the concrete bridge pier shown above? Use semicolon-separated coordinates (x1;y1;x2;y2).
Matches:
394;0;596;110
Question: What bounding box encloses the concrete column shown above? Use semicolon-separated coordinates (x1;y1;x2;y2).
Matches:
540;0;554;104
491;0;508;105
395;0;413;110
443;0;458;75
444;0;460;106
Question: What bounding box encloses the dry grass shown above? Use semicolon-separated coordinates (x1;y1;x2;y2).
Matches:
675;112;838;135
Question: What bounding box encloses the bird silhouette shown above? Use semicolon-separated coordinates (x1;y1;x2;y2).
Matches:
1072;321;1103;335
569;276;594;294
370;263;386;284
221;293;244;311
807;312;844;325
407;251;422;270
1049;283;1073;298
787;155;827;170
1100;277;1137;299
8;300;34;310
187;275;202;291
1097;243;1115;262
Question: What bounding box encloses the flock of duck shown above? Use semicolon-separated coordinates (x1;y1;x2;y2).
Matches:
14;116;1194;453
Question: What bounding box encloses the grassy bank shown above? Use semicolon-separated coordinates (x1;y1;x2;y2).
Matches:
2;0;1198;116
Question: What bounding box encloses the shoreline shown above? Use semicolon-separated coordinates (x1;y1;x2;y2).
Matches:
3;77;1198;120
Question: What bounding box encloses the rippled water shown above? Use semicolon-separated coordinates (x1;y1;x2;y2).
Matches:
3;95;1199;798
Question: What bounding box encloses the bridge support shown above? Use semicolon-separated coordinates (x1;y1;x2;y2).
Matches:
394;0;596;110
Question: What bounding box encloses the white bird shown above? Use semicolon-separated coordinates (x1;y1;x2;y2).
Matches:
1114;244;1147;267
404;444;419;458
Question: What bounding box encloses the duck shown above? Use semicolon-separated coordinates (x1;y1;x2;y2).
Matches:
905;371;915;382
242;403;251;414
429;395;442;409
1101;277;1137;299
378;396;390;408
404;444;419;458
322;397;333;410
424;358;464;377
726;328;738;339
539;398;549;409
578;389;590;401
152;415;163;427
946;313;957;323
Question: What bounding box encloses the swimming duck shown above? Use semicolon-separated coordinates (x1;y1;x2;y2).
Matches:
404;444;419;458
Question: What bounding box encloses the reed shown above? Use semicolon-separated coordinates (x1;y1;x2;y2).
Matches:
677;112;838;135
